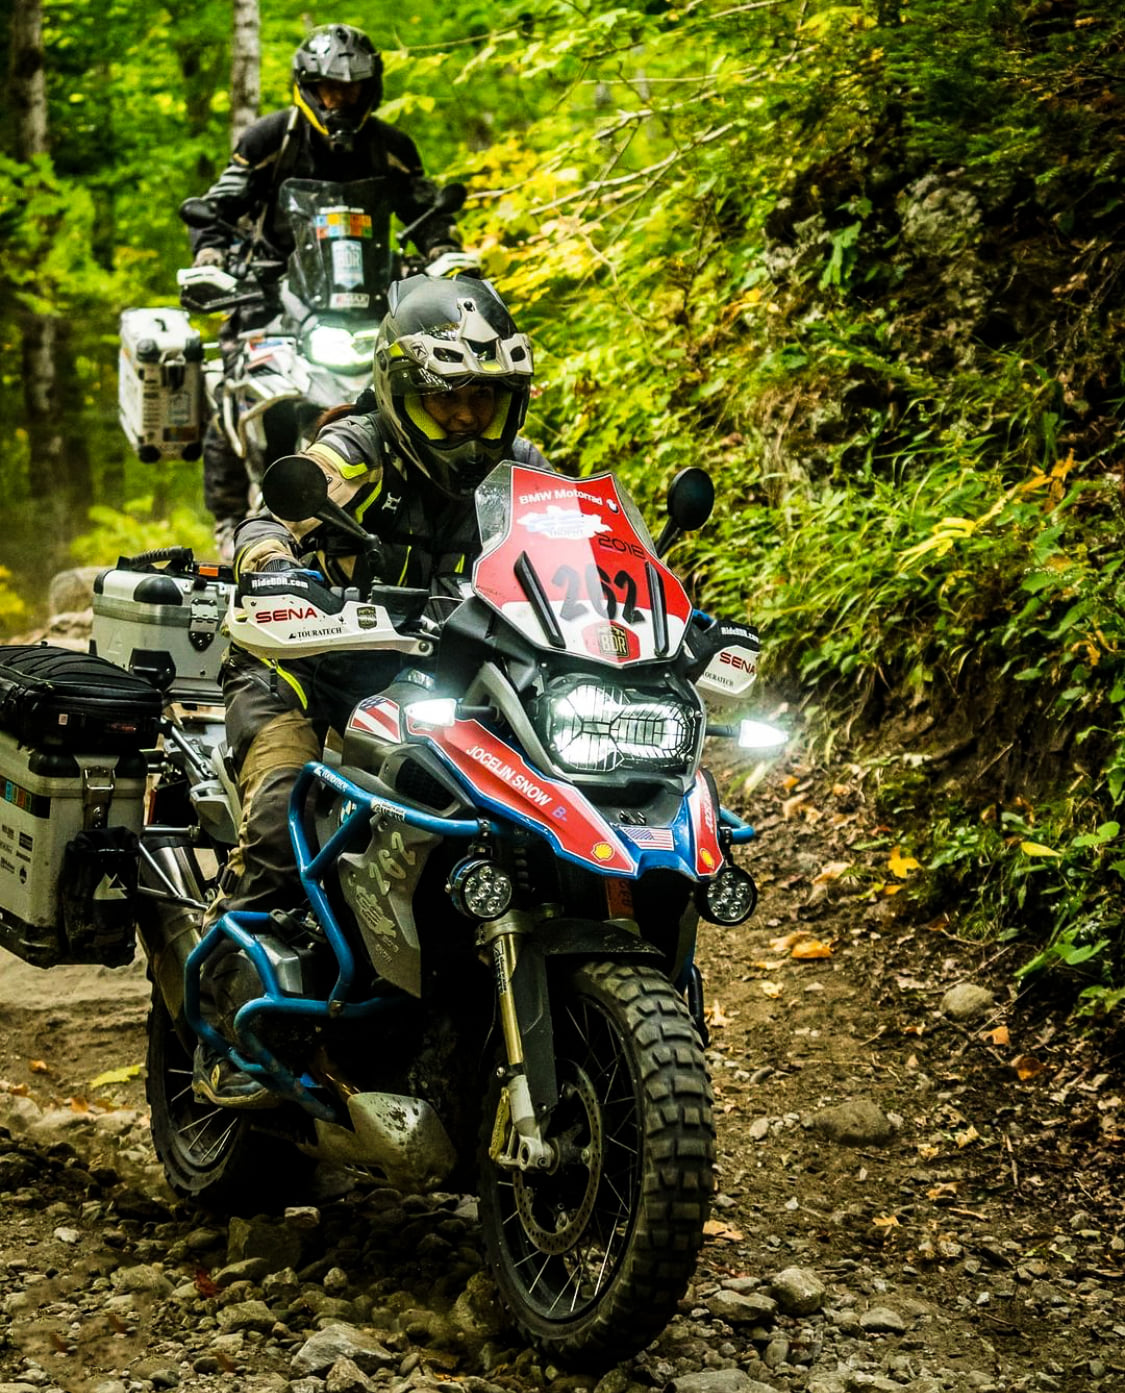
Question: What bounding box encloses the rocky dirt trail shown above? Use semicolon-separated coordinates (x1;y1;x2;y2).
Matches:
0;732;1122;1393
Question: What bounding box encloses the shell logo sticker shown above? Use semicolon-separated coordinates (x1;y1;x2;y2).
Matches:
592;842;616;862
700;848;716;871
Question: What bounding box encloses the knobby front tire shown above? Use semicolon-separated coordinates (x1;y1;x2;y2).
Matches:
478;959;715;1370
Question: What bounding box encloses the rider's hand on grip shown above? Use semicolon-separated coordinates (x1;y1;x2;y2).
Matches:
684;613;761;681
425;248;483;279
193;247;226;269
236;568;346;616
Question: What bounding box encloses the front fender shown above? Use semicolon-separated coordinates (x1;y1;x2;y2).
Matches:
512;919;666;1125
531;916;666;962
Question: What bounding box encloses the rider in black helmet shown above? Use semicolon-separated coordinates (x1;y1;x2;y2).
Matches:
291;24;383;156
193;277;548;1109
186;23;464;559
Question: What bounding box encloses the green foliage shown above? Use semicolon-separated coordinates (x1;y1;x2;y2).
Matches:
0;566;29;632
69;500;213;567
4;0;1125;1021
913;802;1125;1016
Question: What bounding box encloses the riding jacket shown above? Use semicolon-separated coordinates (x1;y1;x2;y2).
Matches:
190;108;460;260
233;411;549;617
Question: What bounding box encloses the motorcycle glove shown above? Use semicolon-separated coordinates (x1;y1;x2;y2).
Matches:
425;248;483;280
193;247;226;269
684;613;761;681
236;568;346;616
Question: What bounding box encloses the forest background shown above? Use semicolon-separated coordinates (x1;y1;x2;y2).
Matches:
1;0;1125;1022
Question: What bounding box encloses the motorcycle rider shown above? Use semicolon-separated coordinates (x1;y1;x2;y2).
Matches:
188;23;466;560
194;273;548;1108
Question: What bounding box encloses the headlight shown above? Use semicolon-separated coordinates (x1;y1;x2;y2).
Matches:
535;679;699;774
304;325;376;374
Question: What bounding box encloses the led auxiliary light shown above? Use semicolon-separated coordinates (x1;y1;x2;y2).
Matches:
447;856;514;920
737;720;788;750
706;719;788;749
698;866;758;926
404;698;458;728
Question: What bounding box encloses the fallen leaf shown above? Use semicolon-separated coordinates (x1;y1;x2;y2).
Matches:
882;883;905;896
761;981;783;999
873;1214;900;1228
903;1023;925;1037
28;1060;49;1075
916;1143;941;1161
1020;841;1061;858
703;1219;745;1241
67;1096;90;1114
707;1000;733;1028
888;846;922;877
752;959;785;971
88;1064;143;1090
812;860;852;885
781;795;808;820
1011;1054;1046;1081
194;1269;220;1298
986;1025;1011;1046
955;1125;981;1148
770;930;833;960
791;937;833;960
780;775;801;792
927;1182;959;1201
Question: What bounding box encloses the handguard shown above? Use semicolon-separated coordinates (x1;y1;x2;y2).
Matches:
687;614;761;702
226;571;435;661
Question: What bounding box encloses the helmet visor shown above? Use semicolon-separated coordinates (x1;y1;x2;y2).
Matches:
404;387;516;444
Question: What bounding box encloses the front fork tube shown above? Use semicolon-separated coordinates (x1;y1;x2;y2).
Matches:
485;914;557;1172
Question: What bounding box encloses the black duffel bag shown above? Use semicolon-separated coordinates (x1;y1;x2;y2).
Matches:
0;644;162;751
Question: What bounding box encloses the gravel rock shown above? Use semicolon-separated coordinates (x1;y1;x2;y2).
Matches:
291;1324;397;1377
218;1298;276;1332
769;1268;827;1316
227;1215;303;1272
858;1306;907;1334
706;1291;778;1325
810;1100;896;1147
940;983;995;1020
325;1356;375;1393
667;1372;776;1393
109;1264;174;1297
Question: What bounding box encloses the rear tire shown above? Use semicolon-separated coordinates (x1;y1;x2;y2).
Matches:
477;959;715;1369
146;988;313;1214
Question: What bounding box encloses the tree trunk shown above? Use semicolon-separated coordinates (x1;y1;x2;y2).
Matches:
230;0;261;147
9;0;48;156
9;0;71;554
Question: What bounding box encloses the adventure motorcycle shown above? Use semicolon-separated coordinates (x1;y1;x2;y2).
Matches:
0;458;780;1369
175;179;473;510
146;456;777;1365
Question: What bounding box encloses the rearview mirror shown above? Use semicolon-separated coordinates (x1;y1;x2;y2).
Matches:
179;198;220;230
261;455;329;522
262;454;375;547
655;468;715;558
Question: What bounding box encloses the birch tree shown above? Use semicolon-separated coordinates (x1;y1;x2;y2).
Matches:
230;0;261;147
8;0;67;515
